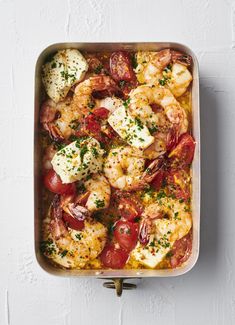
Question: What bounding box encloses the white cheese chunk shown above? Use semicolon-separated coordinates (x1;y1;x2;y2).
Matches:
108;105;154;149
97;96;123;112
131;234;171;268
51;137;104;183
42;49;88;103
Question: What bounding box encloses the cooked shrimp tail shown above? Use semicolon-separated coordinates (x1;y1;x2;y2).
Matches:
40;101;64;141
50;195;68;240
142;157;164;184
61;194;91;220
171;50;192;66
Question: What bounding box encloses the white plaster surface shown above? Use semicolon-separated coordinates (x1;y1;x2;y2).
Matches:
0;0;235;324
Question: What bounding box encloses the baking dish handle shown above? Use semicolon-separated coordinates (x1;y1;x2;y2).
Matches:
102;278;137;297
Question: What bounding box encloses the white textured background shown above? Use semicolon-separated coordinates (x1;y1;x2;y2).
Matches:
1;0;235;324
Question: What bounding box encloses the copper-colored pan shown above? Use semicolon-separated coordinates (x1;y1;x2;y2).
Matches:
34;42;200;296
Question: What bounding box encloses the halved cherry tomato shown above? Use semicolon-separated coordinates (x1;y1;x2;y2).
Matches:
84;114;101;134
166;168;190;200
63;213;85;231
168;133;195;165
151;169;165;191
114;220;138;251
100;244;129;269
118;198;142;221
44;169;75;195
170;232;192;268
110;51;135;81
92;107;110;119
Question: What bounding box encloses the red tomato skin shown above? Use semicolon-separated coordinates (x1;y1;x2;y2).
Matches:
118;198;142;221
170;232;192;268
114;220;138;252
63;213;85;231
100;244;129;269
110;51;135;81
44;170;75;195
92;107;110;119
166;168;190;201
84;114;101;134
169;133;196;165
151;169;165;191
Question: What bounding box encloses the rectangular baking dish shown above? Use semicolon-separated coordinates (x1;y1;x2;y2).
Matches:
34;42;200;293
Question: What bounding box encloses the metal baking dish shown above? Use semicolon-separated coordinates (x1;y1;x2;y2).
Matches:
34;42;200;296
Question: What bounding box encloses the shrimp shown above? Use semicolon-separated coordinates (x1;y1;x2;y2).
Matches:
104;146;163;191
60;193;91;221
128;85;188;159
132;198;192;268
72;75;122;115
135;49;172;84
40;75;121;141
143;198;192;242
42;195;107;269
60;174;111;214
129;85;188;133
134;49;192;97
40;97;81;140
84;174;111;212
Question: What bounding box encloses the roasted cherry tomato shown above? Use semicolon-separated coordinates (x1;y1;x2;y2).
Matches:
168;133;195;165
100;244;129;269
110;51;135;81
166;168;191;201
151;169;165;191
63;213;85;231
44;169;75;195
92;107;110;119
170;232;192;268
114;220;138;251
84;114;101;134
118;198;142;221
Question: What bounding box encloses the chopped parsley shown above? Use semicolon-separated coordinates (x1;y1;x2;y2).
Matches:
87;101;95;109
123;98;131;108
51;62;57;69
91;147;98;158
135;117;144;131
80;145;88;162
156;191;167;200
94;64;103;74
141;186;154;198
131;54;138;69
60;250;68;258
94;199;105;209
69;119;80;130
75;233;83;240
158;77;167;86
76;182;86;193
119;80;127;88
163;64;172;73
53;141;66;151
60;71;76;82
40;240;56;255
108;222;115;236
149;125;158;135
166;251;173;258
158;234;170;248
